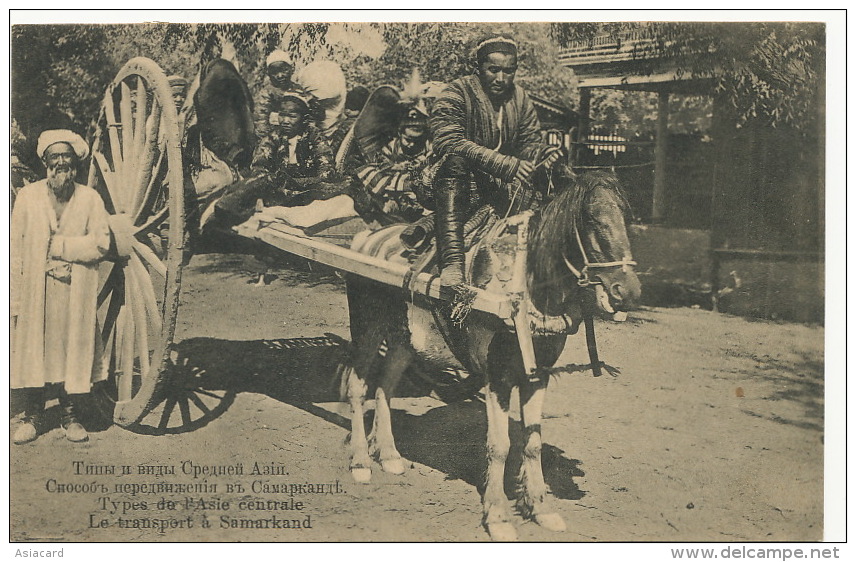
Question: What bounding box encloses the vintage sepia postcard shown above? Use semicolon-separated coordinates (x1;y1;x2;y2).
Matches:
6;9;846;556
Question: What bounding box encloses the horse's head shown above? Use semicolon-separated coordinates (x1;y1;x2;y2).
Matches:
529;170;641;320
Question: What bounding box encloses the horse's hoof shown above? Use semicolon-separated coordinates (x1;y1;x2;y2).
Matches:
486;521;518;542
351;467;372;484
534;512;567;532
381;458;405;475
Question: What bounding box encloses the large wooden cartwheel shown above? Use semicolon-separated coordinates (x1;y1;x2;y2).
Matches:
89;57;232;433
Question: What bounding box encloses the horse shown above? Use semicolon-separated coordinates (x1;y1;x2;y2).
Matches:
340;170;641;541
187;58;255;172
177;58;256;240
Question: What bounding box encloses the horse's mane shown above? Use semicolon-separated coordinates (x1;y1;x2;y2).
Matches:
528;170;629;314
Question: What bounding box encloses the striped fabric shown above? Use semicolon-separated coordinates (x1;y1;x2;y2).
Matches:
429;74;544;183
355;138;431;197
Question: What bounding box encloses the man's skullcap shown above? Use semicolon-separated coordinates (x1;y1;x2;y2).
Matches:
266;50;293;67
474;35;519;60
37;129;89;161
168;75;188;88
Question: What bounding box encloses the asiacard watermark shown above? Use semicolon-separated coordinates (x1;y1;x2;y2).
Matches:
13;548;64;558
671;546;841;560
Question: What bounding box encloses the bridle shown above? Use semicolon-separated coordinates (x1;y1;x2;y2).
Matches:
563;222;636;288
510;163;636;288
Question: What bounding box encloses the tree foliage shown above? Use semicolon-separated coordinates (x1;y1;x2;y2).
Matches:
551;21;824;131
589;90;713;138
11;21;577;149
19;21;811;165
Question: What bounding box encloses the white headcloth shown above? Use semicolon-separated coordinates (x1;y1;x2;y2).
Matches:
266;50;292;67
37;129;89;160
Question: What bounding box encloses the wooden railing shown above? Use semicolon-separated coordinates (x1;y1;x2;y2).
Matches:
559;35;670;66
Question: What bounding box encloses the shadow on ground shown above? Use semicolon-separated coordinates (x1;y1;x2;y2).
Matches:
120;335;585;502
736;351;824;433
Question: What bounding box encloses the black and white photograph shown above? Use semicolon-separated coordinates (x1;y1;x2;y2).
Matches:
5;9;846;552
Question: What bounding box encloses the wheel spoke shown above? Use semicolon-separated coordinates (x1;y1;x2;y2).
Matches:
178;396;192;426
113;304;132;402
128;253;163;333
120;81;135;210
194;389;225;400
120;269;137;402
157;396;178;430
100;315;118;383
188;393;212;415
133;141;165;224
134;204;168;236
100;281;124;347
97;262;120;307
103;91;126;210
126;268;151;383
92;151;124;213
133;239;167;278
132;97;164;220
133;76;147;160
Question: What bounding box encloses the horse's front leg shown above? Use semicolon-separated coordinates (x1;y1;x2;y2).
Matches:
516;375;566;532
345;364;373;484
483;380;517;541
369;343;410;475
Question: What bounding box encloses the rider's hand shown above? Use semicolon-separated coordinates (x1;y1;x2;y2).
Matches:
515;160;535;184
542;147;562;169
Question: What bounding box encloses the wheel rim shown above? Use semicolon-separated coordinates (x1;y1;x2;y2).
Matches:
89;57;185;427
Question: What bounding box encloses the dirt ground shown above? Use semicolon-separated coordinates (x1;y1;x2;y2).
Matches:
9;251;827;543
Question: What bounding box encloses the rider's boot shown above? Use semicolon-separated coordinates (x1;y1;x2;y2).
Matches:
435;178;467;287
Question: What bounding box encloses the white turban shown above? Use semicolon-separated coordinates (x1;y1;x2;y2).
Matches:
266;50;292;67
37;129;89;161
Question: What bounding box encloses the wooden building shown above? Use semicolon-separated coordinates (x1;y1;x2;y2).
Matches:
530;94;579;155
559;26;824;322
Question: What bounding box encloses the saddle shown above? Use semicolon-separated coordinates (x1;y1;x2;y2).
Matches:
400;206;582;336
399;205;498;278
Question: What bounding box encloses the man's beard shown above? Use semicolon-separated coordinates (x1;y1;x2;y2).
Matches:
46;164;76;199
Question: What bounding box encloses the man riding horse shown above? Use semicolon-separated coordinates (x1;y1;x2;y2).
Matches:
429;34;564;287
341;39;642;537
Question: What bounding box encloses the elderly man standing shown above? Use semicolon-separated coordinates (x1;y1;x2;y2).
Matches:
429;35;563;286
10;130;111;444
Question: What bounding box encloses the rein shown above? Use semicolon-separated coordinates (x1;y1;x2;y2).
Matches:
563;222;636;287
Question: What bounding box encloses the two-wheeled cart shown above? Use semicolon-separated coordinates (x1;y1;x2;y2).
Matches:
88;58;595;434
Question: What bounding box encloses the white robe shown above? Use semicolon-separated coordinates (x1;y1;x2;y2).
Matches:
10;180;110;393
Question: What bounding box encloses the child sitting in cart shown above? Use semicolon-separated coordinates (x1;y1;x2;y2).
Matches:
256;84;437;230
212;91;352;285
254;50;311;140
212;92;350;227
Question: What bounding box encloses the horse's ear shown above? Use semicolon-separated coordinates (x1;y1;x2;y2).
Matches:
547;164;577;197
